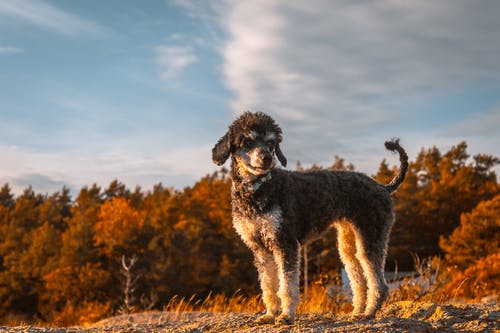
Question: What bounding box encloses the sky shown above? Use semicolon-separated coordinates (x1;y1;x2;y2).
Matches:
1;0;499;196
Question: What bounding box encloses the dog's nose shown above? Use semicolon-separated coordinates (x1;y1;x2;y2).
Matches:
260;153;272;167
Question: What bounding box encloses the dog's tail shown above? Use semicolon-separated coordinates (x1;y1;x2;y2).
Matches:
383;139;408;193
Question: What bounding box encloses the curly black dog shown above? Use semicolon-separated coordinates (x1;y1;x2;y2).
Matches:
212;112;408;325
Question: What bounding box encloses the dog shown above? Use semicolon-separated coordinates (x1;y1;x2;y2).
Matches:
212;111;408;325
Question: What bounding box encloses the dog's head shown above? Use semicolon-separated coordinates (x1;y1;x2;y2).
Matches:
212;112;287;175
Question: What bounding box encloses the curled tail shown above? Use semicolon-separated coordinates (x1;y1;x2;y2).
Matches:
384;139;408;193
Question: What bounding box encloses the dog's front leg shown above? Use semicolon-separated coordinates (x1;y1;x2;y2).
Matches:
253;248;281;324
273;244;300;325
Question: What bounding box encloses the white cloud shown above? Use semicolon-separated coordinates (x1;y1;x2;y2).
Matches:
169;0;213;20
0;143;215;196
222;1;500;114
155;45;198;80
0;0;109;37
8;173;72;195
168;0;226;51
216;0;500;169
0;46;23;54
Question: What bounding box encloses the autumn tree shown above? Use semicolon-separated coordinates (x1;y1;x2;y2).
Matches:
380;142;499;270
0;187;44;320
437;193;500;302
138;184;177;301
435;252;499;301
42;185;111;325
165;171;256;297
94;196;146;258
21;189;71;320
104;180;131;200
440;194;500;269
0;185;13;321
435;194;499;303
0;184;14;209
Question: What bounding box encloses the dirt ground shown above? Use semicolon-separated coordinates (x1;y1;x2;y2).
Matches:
1;301;498;333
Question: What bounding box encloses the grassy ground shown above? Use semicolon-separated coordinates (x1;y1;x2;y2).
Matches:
3;301;497;332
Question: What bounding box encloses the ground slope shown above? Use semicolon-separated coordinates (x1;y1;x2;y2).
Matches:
1;302;498;332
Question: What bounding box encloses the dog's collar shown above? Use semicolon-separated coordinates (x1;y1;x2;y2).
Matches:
239;172;272;194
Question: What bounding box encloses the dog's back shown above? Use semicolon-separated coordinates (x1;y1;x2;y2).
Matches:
261;168;393;242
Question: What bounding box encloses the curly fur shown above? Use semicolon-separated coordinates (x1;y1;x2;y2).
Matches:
212;111;408;325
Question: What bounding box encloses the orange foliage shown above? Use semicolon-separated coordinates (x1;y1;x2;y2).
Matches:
440;194;500;269
43;263;112;310
436;253;500;301
93;197;145;257
52;300;111;327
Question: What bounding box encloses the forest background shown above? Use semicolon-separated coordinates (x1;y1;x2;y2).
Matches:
0;141;498;326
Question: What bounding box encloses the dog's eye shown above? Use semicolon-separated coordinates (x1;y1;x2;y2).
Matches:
242;139;253;149
266;141;275;150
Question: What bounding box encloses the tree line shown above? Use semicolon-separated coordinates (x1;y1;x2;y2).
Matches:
0;141;498;325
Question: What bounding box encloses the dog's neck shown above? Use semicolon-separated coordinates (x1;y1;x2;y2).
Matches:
240;172;272;194
230;159;272;195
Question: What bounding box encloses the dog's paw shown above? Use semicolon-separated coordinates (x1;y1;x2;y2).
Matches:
255;314;275;324
350;312;374;321
275;313;294;325
362;312;376;320
349;313;366;321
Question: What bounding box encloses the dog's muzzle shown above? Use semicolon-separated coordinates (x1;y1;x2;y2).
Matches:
251;148;273;171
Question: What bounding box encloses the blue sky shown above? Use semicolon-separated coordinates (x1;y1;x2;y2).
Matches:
1;0;499;195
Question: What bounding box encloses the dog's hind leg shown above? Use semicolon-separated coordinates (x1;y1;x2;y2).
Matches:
336;222;367;316
254;249;281;324
355;224;391;318
273;244;300;325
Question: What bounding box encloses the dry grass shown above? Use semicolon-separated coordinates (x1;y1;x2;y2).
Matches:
160;281;351;320
143;256;450;321
162;290;264;314
298;279;351;314
387;255;442;304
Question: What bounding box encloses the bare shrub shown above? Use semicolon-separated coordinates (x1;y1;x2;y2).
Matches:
119;255;139;314
388;255;441;303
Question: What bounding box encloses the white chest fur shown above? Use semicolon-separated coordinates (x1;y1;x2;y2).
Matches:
233;206;283;249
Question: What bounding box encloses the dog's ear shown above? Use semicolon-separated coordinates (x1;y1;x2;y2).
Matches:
275;144;287;167
212;132;232;166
